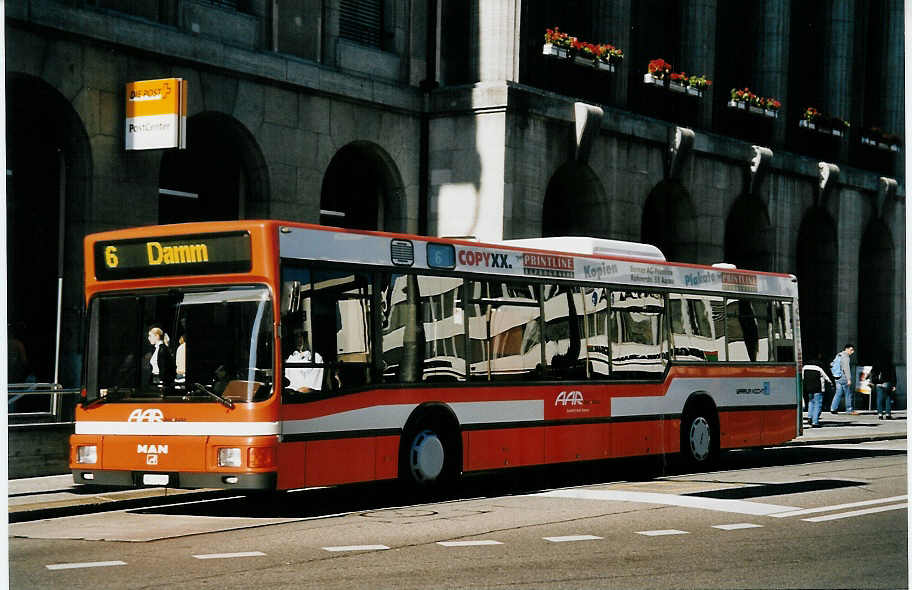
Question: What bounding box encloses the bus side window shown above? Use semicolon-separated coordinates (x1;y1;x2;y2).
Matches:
543;284;588;379
609;290;667;379
314;270;373;391
467;280;541;381
670;293;721;362
771;300;795;362
583;287;611;378
726;299;771;362
379;273;467;384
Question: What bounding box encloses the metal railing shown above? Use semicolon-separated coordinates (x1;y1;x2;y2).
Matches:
7;383;81;424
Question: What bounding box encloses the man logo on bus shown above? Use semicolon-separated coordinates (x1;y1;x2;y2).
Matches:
555;390;584;406
128;408;164;422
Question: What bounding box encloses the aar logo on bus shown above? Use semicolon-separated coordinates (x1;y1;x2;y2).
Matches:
128;408;164;422
555;390;584;406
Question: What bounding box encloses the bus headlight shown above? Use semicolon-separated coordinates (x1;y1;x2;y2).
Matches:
218;448;242;467
77;445;98;464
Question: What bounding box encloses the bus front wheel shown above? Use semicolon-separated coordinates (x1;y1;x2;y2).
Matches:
400;416;459;490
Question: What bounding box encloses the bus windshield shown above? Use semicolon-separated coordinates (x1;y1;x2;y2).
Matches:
86;286;273;403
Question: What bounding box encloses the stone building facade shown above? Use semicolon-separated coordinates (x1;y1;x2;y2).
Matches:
5;0;906;401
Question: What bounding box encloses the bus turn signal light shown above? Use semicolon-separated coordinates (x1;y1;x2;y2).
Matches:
248;447;276;468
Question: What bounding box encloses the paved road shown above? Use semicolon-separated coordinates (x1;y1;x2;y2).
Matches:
8;417;907;589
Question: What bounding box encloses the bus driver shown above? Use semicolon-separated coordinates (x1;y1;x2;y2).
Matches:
285;333;324;392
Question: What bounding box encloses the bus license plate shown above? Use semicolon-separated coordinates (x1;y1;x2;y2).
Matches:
143;474;170;486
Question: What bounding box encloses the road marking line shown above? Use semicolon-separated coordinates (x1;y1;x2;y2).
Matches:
636;529;689;536
437;540;504;547
802;503;907;522
322;545;390;552
543;535;603;543
193;551;266;559
46;561;126;570
533;489;796;515
713;523;764;530
770;495;907;518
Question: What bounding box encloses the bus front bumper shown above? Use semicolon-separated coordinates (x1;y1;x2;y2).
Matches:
72;469;277;490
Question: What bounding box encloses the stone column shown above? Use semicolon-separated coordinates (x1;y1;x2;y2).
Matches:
753;0;790;146
882;0;904;181
593;0;631;108
679;0;717;128
821;0;855;161
475;0;521;82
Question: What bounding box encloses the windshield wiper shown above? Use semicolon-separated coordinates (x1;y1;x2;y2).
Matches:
192;383;235;409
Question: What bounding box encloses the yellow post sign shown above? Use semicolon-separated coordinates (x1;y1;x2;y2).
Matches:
125;78;187;150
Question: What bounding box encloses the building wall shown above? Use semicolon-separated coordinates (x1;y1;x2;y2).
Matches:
5;0;906;403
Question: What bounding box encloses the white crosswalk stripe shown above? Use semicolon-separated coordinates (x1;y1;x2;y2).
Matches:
46;561;126;570
770;496;907;518
713;523;764;530
543;535;603;542
193;551;266;559
322;545;389;552
802;503;907;522
636;529;689;536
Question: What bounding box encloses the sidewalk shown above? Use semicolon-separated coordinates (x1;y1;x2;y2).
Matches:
790;409;907;446
8;412;905;521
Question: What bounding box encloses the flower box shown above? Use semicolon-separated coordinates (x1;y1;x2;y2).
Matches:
727;100;777;118
543;43;570;59
669;81;686;93
860;137;899;151
643;73;666;87
544;43;616;72
799;119;843;137
572;56;615;72
686;86;703;97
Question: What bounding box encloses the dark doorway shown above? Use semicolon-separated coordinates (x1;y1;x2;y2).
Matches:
6;76;88;384
725;193;773;271
796;207;838;361
542;161;609;238
159;112;256;224
856;220;894;365
641;180;698;262
320;142;405;231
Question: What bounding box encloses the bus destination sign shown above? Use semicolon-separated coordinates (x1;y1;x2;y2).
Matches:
94;231;252;280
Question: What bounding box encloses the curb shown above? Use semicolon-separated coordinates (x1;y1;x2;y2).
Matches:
783;433;907;447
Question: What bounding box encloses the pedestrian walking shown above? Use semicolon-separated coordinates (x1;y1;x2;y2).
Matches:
802;359;831;427
829;344;856;414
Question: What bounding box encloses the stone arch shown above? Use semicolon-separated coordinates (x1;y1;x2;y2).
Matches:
796;207;838;362
320;141;407;232
159;111;270;223
542;161;609;237
641;180;698;262
6;73;92;385
724;193;773;271
856;219;895;365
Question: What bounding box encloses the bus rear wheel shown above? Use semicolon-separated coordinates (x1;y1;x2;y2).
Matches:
681;408;718;466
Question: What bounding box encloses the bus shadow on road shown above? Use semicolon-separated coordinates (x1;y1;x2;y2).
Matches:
131;444;904;520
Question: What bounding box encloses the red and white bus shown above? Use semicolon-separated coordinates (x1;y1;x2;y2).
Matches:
71;221;801;490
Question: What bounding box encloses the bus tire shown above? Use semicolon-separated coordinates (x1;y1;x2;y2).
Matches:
399;413;460;490
680;405;719;467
